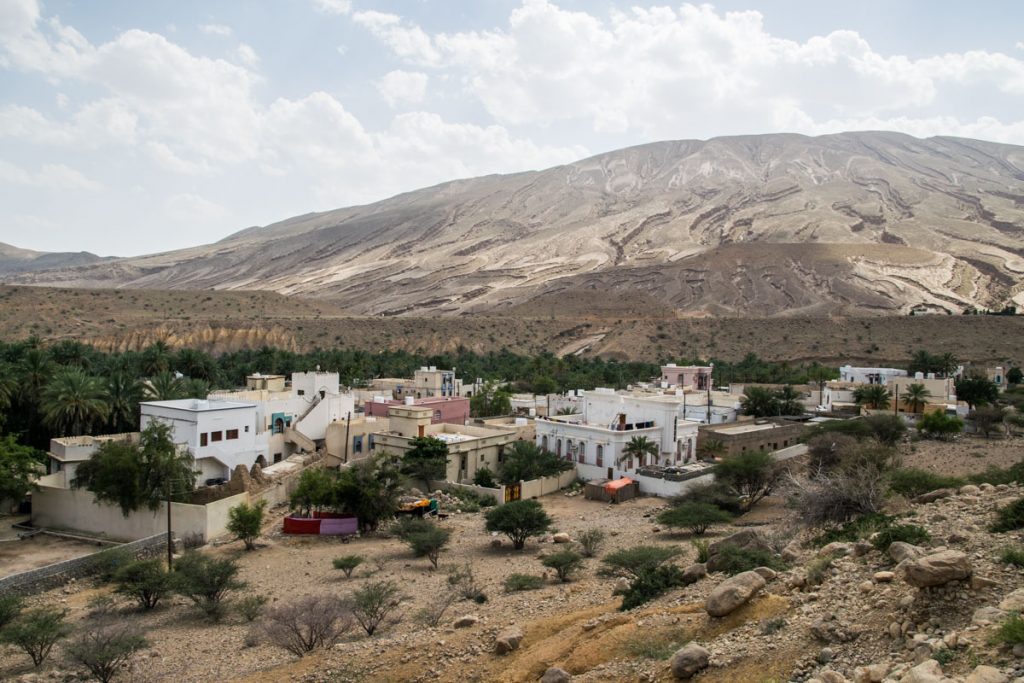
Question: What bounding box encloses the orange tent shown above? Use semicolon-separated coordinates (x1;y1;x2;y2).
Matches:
604;477;634;494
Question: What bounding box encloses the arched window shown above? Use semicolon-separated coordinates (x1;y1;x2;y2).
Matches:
596;444;603;467
556;439;562;456
541;435;548;451
577;442;585;464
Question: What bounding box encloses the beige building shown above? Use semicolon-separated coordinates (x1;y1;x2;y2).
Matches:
324;415;390;466
246;373;286;392
698;419;807;458
889;375;957;413
47;433;139;488
373;405;519;483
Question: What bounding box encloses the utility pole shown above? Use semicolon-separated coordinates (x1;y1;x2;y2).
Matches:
166;481;173;570
706;364;713;424
894;385;899;417
343;411;352;463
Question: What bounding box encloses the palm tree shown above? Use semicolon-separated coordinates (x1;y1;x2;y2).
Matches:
181;378;211;399
145;371;185;401
174;348;216;381
902;383;932;414
854;384;891;410
555;407;579;416
776;385;805;415
42;367;109;437
140;342;173;377
937;353;959;379
697;438;726;461
619;435;660;467
806;366;832;406
106;371;144;433
19;347;54;400
740;386;780;417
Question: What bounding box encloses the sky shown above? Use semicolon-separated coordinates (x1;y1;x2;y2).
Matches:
2;1;1024;257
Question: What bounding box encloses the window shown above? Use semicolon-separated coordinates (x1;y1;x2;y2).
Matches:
245;425;249;433
200;433;208;447
226;429;239;440
353;436;363;454
297;389;305;396
368;434;375;450
273;453;282;463
541;435;548;450
596;445;604;467
433;410;442;422
211;431;223;442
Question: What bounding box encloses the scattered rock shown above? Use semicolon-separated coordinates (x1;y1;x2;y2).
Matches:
682;563;707;584
753;566;777;581
958;484;981;496
705;571;766;617
873;571;895;583
820;542;853;557
913;489;954;504
453;615;479;628
853;663;889;683
494;627;524;655
811;614;862;643
552;532;571;544
541;667;572;683
998;587;1024;611
970;574;999;591
670;644;710;679
964;665;1008;683
898;659;954;683
706;530;773;572
889;542;925;564
903;550;972;588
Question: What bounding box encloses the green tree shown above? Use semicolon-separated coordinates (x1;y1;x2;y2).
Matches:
776;385;805;415
740;386;780;417
496;440;572;485
227;499;268;550
470;380;512;417
140;342;173;376
601;546;684;611
853;384;891;410
351;580;403;636
657;502;733;535
955;375;999;410
862;414;908;446
1008;367;1023;386
484;499;553;549
401;521;451;569
0;606;70;667
937;352;959;378
114;559;172;610
289;467;335;517
105;371;144;434
73;420;197;516
66;623;149;683
333;453;403;533
901;383;932;414
41;367;109;437
918;411;964;440
144;371;185;401
908;350;937;376
172;551;244;621
697;438;726;461
713;450;780;511
969;406;1004;439
400;436;449;485
0;436;43;504
619;435;660;466
541;549;584;582
473;466;497;488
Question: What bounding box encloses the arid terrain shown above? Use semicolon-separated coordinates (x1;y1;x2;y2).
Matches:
4;132;1024;318
3;435;1024;683
1;285;1023;367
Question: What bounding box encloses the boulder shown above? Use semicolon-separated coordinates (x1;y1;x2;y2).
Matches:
889;542;925;564
753;566;777;581
970;574;999;591
613;577;631;593
998;587;1024;612
971;606;1006;626
873;571;895;583
913;489;954;504
810;614;862;643
682;563;707;584
706;529;773;573
781;540;802;563
705;571;766;617
820;542;853;557
853;663;889;683
958;484;981;496
964;665;1008;683
898;659;955;683
541;667;572;683
552;532;571;544
453;614;479;628
903;551;972;588
670;644;710;679
494;627;524;654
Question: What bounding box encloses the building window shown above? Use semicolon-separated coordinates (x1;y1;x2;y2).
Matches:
200;433;208;447
556;439;562;457
368;434;375;450
433;410;442;422
297;389;305;396
273;453;282;463
244;425;249;433
596;445;603;467
541;435;548;451
226;429;239;440
211;431;223;442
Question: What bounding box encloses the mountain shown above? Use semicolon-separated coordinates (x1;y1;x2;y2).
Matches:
0;242;110;275
5;131;1024;317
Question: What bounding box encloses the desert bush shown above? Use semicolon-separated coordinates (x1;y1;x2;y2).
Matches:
351;580;402;636
995;613;1024;645
180;531;206;550
577;529;606;558
85;594;118;620
227;500;267;551
484;499;552;549
669;481;743;514
791;443;897;525
413;590;458;627
541;549;584;582
1000;546;1024;568
889;468;965;498
805;554;837;586
713;451;781;511
91;546;134;583
473;467;497;489
447;563;486;602
619;565;686;611
969;461;1024;486
622;629;682;659
447;486;497;511
65;622;148;683
0;606;70;667
811;513;896;547
862;414;909;446
657;502;733;535
236;595;268;622
602;546;681;579
172;551;245;621
332;554;364;578
760;617;787;635
709;544;788;576
401;521;451;569
918;411;963;440
806;433;859;476
0;594;24;629
114;559;171;610
871;524;931;552
261;595;353;656
503;573;544;592
991;497;1024;533
691;538;710;563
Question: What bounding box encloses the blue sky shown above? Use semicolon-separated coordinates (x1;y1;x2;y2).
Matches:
2;0;1023;256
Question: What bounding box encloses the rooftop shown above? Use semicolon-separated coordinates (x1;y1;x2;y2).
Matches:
708;422;782;435
140;398;256;412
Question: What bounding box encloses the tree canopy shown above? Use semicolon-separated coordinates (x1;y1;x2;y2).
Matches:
496;440;572;485
399;436;448;485
0;436;43;504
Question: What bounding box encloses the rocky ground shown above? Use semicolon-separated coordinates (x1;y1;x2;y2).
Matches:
3;436;1024;683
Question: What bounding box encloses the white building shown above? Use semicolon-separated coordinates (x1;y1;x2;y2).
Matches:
839;365;908;385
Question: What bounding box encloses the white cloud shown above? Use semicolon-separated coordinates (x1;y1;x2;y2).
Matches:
0;159;100;190
352;10;441;65
376;70;428;107
163;192;229;222
235;43;259;67
199;23;232;37
312;0;351;16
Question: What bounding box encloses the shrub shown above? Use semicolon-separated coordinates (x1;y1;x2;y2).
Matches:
402;522;451;569
227;500;267;551
473;467;497;489
447;486;496;511
806;433;859;476
172;552;245;621
994;613;1024;645
812;513;896;547
669;481;743;515
805;554;837;586
0;606;70;667
863;414;908;446
918;411;963;440
236;594;268;622
657;502;733;535
991;497;1024;533
261;595;353;656
602;546;681;580
447;563;486;602
413;590;458;627
871;524;931;552
969;461;1024;486
709;544;788;576
65;623;148;683
793;444;897;525
333;555;364;578
0;594;23;630
760;617;787;635
622;629;682;659
691;539;710;563
351;580;403;636
91;546;134;583
86;594;118;620
541;549;584;582
484;499;553;550
504;573;544;592
577;529;606;558
889;468;965;498
114;559;171;610
1000;546;1024;568
713;450;781;511
620;565;686;611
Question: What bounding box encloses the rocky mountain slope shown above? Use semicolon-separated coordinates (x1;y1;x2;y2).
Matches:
0;241;108;275
6;132;1024;317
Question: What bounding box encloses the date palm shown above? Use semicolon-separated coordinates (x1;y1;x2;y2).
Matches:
853;384;891;410
619;435;660;467
106;371;144;433
145;371;185;401
901;383;932;414
42;367;110;437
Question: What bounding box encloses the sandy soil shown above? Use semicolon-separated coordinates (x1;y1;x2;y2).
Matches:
0;533;109;577
900;433;1024;476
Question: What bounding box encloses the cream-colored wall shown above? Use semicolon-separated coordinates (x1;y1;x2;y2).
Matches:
325;417;389;465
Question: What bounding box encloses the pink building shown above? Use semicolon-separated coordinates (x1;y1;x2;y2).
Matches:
364;396;470;425
661;364;713;390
